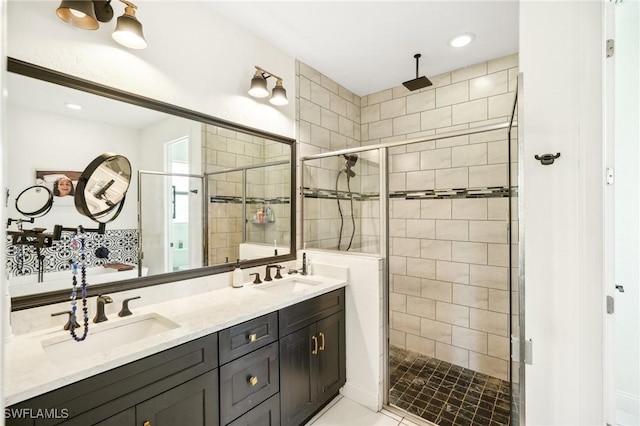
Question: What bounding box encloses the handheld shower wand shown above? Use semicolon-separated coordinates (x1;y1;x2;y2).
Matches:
336;154;358;251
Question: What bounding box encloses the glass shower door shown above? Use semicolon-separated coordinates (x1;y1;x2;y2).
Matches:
509;73;524;426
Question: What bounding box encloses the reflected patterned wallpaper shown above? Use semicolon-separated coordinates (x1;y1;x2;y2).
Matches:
5;229;138;277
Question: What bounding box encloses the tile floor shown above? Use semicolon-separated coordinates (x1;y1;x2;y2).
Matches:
306;395;423;426
388;346;513;426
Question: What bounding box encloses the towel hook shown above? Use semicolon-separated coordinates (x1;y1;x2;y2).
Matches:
534;153;561;165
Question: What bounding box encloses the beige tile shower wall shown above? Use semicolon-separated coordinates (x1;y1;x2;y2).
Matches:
263;144;292;248
383;54;518;381
203;125;292;262
296;61;367;251
203;124;266;264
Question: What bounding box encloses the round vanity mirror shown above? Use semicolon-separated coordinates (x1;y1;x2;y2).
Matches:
15;185;54;217
75;153;132;223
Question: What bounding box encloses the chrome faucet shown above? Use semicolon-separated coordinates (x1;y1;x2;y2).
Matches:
264;264;283;281
93;295;113;323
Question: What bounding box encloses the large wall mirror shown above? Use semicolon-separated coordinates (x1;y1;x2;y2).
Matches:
5;58;296;310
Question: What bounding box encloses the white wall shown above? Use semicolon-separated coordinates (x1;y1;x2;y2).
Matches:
6;104;140;230
615;0;640;421
520;2;605;425
6;1;295;138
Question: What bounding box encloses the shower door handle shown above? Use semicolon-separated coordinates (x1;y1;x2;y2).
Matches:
171;185;176;219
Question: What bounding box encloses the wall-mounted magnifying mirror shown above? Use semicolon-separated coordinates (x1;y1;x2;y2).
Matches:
15;185;54;218
75;153;132;222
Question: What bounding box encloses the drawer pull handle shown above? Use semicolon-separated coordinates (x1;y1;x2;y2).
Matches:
312;335;318;355
249;376;259;386
144;422;151;426
248;333;258;342
319;332;325;351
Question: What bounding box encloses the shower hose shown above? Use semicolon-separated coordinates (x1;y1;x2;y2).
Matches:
336;170;356;251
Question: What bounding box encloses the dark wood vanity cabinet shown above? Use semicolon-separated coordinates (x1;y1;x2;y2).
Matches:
6;288;345;426
279;289;346;426
5;333;219;426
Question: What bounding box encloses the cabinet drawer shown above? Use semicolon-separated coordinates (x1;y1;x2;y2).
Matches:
279;288;345;337
219;342;279;425
227;393;280;426
219;312;278;365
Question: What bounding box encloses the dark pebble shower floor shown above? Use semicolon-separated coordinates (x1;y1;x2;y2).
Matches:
389;346;515;426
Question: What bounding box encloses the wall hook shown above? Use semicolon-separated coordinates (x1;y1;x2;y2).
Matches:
534;153;561;165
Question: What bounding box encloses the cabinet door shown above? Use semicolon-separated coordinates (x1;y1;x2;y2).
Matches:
136;370;219;426
316;311;346;407
279;324;318;426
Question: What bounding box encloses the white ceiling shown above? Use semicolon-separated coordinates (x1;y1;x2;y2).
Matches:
206;1;520;96
7;73;169;130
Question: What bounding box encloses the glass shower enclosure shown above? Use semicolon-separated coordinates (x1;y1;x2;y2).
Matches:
301;81;522;426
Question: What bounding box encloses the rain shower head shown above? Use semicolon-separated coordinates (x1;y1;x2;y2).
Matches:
343;154;358;168
402;54;433;91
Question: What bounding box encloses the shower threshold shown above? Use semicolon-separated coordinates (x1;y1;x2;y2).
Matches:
388;346;513;426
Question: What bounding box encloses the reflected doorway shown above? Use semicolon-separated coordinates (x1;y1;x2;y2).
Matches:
167;137;191;271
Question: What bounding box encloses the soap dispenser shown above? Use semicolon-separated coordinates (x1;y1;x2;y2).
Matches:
232;259;243;288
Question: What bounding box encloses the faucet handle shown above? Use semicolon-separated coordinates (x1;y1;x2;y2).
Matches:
274;266;284;279
51;310;80;331
249;273;262;284
118;296;141;317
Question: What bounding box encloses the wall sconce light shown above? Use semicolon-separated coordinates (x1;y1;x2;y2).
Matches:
56;0;147;49
248;66;289;106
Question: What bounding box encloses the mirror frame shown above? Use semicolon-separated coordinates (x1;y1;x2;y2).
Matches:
7;57;297;311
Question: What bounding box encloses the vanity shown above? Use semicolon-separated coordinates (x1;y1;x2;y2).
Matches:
4;276;346;426
2;58;362;426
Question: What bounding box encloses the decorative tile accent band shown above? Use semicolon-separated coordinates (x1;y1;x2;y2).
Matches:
391;186;510;200
209;196;290;204
5;228;138;277
303;186;512;201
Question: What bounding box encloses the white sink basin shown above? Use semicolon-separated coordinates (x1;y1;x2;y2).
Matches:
255;277;320;293
41;313;180;364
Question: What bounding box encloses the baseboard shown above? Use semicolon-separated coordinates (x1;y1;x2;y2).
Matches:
340;382;380;412
617;390;640;418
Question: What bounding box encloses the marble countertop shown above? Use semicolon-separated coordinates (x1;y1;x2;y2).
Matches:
4;274;346;406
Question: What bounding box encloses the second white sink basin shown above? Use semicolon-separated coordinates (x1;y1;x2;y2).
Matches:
41;313;180;364
255;277;320;293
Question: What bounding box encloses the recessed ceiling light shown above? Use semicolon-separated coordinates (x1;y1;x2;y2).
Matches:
449;33;475;48
65;103;83;110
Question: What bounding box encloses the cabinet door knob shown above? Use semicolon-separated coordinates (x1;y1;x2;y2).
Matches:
249;376;258;386
319;332;326;351
144;422;151;426
248;333;258;342
312;335;318;355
